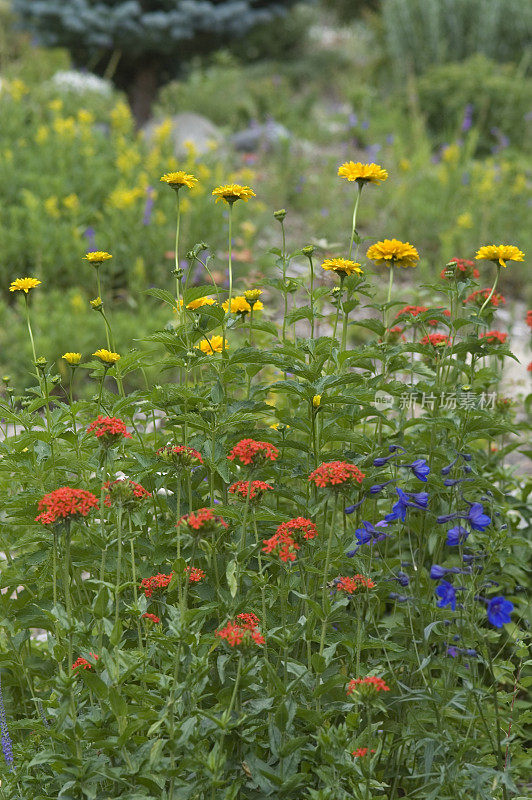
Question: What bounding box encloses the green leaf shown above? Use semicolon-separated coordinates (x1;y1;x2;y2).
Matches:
226;559;238;598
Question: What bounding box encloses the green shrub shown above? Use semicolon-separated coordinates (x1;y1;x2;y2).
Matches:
381;0;532;76
416;55;532;153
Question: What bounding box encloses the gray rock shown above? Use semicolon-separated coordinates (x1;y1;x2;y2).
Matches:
143;112;224;157
230;120;291;152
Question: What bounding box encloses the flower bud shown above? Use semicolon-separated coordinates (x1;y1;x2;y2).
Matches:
273;209;286;221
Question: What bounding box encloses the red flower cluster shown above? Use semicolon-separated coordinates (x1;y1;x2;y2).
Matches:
420;333;450;347
72;653;99;671
334;574;375;595
279;517;318;541
308;461;365;489
395;306;450;327
227;438;279;466
262;530;300;562
229;480;273;502
352;748;375;758
465;288;505;308
528;361;532;372
263;517;318;562
142;613;160;623
347;676;390;695
527;310;532;328
480;330;507;345
178;508;228;532
440;258;479;280
103;479;151;507
215;613;265;647
157;444;203;467
139;573;173;598
385;325;405;342
87;415;131;442
185;566;205;583
35;487;99;525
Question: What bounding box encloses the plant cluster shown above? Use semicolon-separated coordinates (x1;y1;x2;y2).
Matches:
0;158;530;800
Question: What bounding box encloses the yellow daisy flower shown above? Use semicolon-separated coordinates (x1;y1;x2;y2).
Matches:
93;349;121;365
244;289;263;303
475;244;525;268
321;258;363;277
338;162;388;185
62;352;82;365
185;296;216;311
9;277;42;293
195;336;227;354
222;296;264;314
366;239;419;269
83;251;112;265
160;171;198;190
212;184;256;204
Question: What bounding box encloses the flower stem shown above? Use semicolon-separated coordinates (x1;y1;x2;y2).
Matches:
175;191;181;307
478;264;501;317
114;506;123;630
63;523;73;668
319;495;338;656
348;182;363;259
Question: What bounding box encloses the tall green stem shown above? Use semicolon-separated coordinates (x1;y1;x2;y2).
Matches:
175;191;181;306
478;264;501;317
348;183;363;259
114;506;123;629
319;496;338;656
63;524;73;668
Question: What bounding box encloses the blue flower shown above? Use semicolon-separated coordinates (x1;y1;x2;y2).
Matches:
436;580;457;610
355;520;388;544
369;480;393;495
466;503;491;531
400;458;430;482
430;565;447;579
446;525;469;546
441;457;459;475
344;498;365;515
395;571;410;587
385;488;428;522
0;674;14;770
446;645;459;657
487;596;513;628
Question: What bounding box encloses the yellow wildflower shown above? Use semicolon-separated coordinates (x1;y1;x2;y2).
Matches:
71;293;85;313
63;194;80;212
35;125;49;144
84;251;112;265
243;289;263;303
9;79;28;101
399;158;411;172
160;171;198;190
442;143;460;165
457;213;473;229
77;109;94;125
321;258;363;277
366;239;419;269
212;184;256;204
52;117;76;137
312;395;321;408
116;147;141;173
185;296;216;311
222;296;263;315
62;352;82;366
195;336;227;354
153;118;173;144
475;245;524;268
107;187;144;209
90;297;103;310
44;196;60;218
338;162;388;185
93;349;121;365
48;99;63;113
110;101;132;133
9;278;42;294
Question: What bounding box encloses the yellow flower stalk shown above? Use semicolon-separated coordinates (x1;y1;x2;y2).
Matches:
62;352;82;366
9;278;42;293
93;349;121;365
475;245;524;269
195;336;227;354
366;239;419;269
337;162;388;185
160;171;198;190
211;184;256;204
321;258;363;278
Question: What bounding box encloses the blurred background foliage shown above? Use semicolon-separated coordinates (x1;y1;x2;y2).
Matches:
0;0;530;392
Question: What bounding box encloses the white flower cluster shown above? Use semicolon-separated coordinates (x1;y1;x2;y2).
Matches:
50;70;112;96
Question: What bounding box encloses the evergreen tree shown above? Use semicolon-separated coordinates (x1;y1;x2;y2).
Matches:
13;0;301;124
